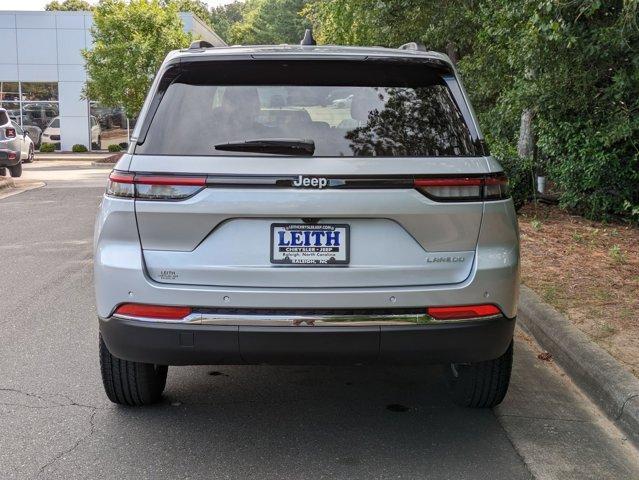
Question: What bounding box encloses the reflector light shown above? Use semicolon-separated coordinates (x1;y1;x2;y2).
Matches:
114;303;192;320
427;304;501;320
5;128;16;138
7;151;17;161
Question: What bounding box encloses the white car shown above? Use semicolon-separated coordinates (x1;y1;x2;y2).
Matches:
0;108;35;177
41;116;102;150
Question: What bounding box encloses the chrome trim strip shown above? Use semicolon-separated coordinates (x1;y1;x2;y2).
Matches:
112;313;202;324
111;312;502;326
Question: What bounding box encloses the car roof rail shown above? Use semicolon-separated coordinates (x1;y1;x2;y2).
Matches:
398;42;427;52
189;40;214;50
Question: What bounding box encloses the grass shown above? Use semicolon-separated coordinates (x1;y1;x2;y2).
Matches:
608;244;626;264
530;219;542;231
518;202;639;379
596;322;617;339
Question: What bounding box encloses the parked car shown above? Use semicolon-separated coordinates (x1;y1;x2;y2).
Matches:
41;115;102;151
7;112;42;148
40;116;61;150
92;106;125;130
22;103;58;130
0;108;34;177
95;39;519;407
90;115;102;149
331;94;354;108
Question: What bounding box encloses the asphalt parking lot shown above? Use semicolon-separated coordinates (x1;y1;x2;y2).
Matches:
1;161;638;480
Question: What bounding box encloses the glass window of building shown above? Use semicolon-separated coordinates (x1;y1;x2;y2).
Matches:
0;81;60;150
90;102;130;151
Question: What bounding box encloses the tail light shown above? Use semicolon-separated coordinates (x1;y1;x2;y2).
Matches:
7;151;17;161
414;174;509;201
106;171;206;200
114;303;192;320
5;127;16;138
427;304;501;320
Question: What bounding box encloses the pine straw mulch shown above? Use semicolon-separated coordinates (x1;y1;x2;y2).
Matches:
518;203;639;378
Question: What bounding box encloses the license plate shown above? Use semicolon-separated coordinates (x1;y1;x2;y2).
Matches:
270;223;350;265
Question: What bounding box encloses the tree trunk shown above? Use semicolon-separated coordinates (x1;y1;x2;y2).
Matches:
446;42;459;65
517;108;535;159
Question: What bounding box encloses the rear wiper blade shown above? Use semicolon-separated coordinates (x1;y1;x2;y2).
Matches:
214;138;315;156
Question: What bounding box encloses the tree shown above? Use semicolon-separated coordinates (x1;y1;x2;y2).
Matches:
305;0;639;221
210;1;244;42
45;0;93;10
162;0;210;23
229;0;311;45
83;0;191;118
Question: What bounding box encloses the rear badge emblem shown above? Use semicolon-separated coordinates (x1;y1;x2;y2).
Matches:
293;175;328;189
427;256;465;263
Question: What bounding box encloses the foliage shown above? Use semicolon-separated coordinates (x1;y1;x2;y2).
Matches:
305;0;639;222
108;143;123;152
45;0;93;11
72;144;88;152
162;0;210;23
223;0;311;45
39;143;56;152
83;0;191;118
210;1;245;41
489;138;536;211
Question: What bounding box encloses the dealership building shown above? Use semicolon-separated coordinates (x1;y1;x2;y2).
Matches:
0;10;225;151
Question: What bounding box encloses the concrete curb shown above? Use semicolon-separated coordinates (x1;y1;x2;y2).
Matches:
518;285;639;445
34;153;115;162
0;176;14;191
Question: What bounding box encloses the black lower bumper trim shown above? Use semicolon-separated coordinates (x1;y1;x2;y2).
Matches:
99;316;515;366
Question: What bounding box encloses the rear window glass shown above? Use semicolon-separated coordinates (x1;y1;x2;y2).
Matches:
136;60;477;157
0;111;8;125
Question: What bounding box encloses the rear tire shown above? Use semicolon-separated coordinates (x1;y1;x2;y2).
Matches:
9;162;22;178
99;334;168;406
448;341;513;408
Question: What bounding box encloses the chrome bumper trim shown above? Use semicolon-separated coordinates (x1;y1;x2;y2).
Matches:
111;312;502;326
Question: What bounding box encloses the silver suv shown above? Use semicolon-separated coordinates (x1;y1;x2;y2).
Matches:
94;40;519;407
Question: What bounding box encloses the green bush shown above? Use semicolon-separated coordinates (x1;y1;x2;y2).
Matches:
39;143;56;153
108;144;122;153
489;139;535;211
539;119;639;222
72;144;88;153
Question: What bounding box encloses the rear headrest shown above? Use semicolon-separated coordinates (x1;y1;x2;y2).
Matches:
350;88;387;121
220;87;261;115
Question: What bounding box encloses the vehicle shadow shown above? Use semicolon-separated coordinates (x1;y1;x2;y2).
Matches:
92;364;530;480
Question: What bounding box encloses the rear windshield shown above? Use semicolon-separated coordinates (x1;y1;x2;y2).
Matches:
136;60;478;157
0;111;8;125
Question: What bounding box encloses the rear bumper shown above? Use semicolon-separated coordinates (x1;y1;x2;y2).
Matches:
0;148;20;167
99;314;515;366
